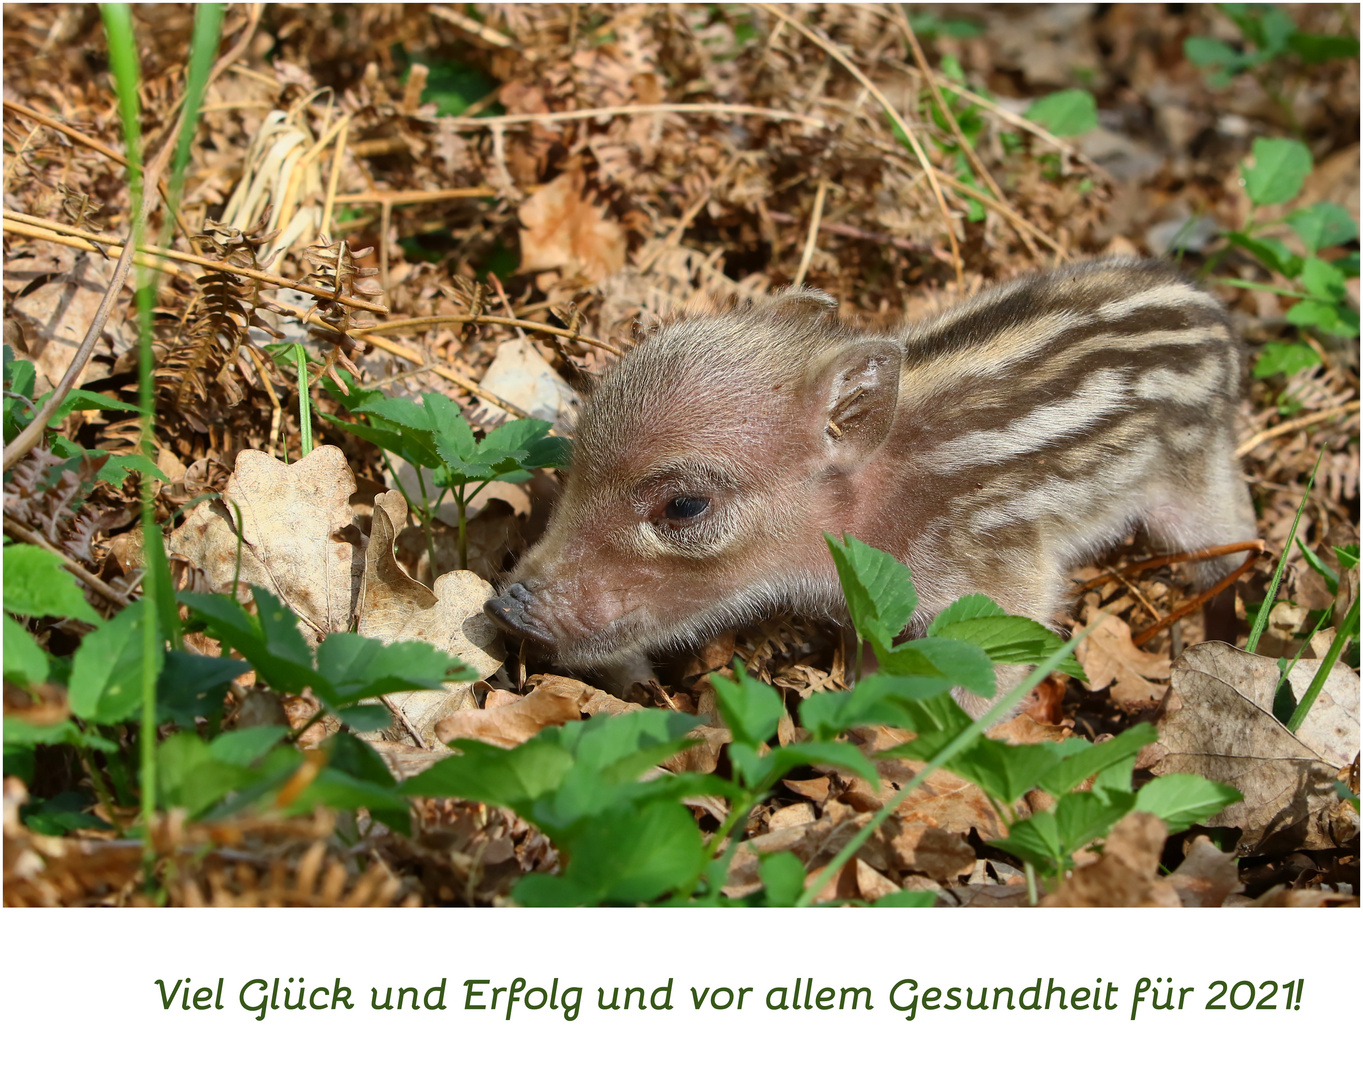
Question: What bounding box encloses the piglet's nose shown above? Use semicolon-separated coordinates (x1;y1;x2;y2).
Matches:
483;583;555;646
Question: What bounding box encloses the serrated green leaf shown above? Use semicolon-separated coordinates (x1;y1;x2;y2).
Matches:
1037;723;1156;796
872;889;937;907
946;737;1081;804
1225;231;1302;278
1024;89;1098;137
1183;36;1243;69
825;534;917;649
1134;774;1242;831
926;594;1007;632
797;674;954;739
3;718;117;752
399;737;575;810
930;613;1087;681
2;544;101;622
879;636;995;697
1242;138;1312;206
315;633;477;704
1289;32;1360;64
1286;298;1358;337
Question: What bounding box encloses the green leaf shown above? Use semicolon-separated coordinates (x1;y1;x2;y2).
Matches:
180;589;316;698
1134;774;1242;831
315;633;478;704
95;453;168;485
334;703;397;733
35;387;138;424
1335;544;1359;571
1037;723;1156;796
926;594;1006;631
731;740;879;792
873;692;976;760
1286;202;1359;254
825;534;917;649
710;663;783;747
323;730;399;788
1301;257;1349;302
872;890;937;908
1225;231;1302;278
3;718;117;752
1055;789;1137;852
399;737;575;810
946;737;1081;804
878;636;996;698
1183;36;1243;69
3;614;50;685
991;813;1063;870
521;800;706;905
68;601;163;724
1288;32;1360;64
1285;298;1359;337
1242;137;1312;207
1254;341;1320;379
1024;89;1098;137
23;791;113;835
157;732;259;818
759;851;806;906
930;612;1087;681
208;727;288;766
156;650;250;725
2;543;101;622
798;674;954;739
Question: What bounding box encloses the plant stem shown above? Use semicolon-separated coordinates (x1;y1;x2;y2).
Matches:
295;345;313;457
1024;862;1039;907
1247;450;1323;653
74;741;122;836
1286;595;1359;732
456;490;469;572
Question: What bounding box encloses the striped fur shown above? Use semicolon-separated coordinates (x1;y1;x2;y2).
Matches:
491;258;1257;670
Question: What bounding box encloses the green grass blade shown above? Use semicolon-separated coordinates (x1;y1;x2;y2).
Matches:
1287;595;1358;732
169;4;225;210
1246;451;1322;653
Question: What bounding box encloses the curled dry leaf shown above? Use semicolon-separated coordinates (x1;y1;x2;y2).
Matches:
169;446;360;638
358;491;505;745
1041;812;1181;908
432;679;590;749
517;168;626;283
1165;835;1243;908
1075;603;1170;704
1151;642;1360;855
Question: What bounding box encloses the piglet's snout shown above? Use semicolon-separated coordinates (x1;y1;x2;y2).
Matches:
483;582;556;646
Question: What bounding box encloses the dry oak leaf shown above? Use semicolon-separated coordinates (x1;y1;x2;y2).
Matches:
357;491;504;747
517;169;626;284
1075;604;1169;704
1041;812;1181;908
1150;642;1360;856
168;446;360;638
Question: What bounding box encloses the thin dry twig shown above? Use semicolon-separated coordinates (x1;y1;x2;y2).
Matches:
436;101;830;130
891;8;1040;261
2;213;388;314
1131;549;1263;648
793;178;829;287
2;520;132;608
1236;401;1360;457
363;314;621;355
757;2;965;288
1078;540;1267;591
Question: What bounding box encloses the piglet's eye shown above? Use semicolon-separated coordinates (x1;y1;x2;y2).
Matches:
664;496;710;521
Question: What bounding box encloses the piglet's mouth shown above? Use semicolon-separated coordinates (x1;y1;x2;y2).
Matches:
483;583;557;647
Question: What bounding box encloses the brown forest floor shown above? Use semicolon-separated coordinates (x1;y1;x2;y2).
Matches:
2;3;1358;906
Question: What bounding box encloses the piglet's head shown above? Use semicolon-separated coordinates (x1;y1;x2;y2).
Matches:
484;288;904;666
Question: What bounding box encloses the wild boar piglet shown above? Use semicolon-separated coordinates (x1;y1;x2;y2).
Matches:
485;258;1257;669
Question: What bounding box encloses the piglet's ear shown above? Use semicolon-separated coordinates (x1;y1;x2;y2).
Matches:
761;286;838;322
821;338;903;464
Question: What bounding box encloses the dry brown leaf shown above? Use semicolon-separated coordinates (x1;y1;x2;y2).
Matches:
7;249;127;391
169;446;360;638
853;858;899;902
1151;642;1360;855
432;680;589;748
518;169;626;283
882;820;976;880
1041;812;1181;907
1165;835;1242;908
1075;604;1170;704
358;491;505;745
